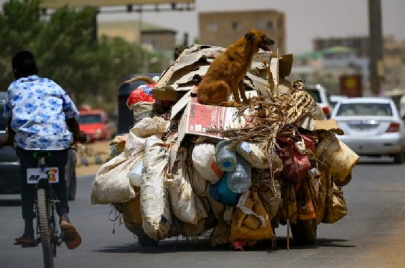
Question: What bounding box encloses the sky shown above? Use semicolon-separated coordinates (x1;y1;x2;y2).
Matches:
98;0;405;54
1;0;405;54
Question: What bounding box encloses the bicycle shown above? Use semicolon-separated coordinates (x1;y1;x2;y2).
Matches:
27;151;61;268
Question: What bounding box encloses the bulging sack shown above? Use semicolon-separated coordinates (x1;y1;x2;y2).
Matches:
91;152;141;205
165;147;207;224
124;116;167;157
323;183;347;224
229;189;274;243
192;143;223;184
140;137;172;240
236;142;269;169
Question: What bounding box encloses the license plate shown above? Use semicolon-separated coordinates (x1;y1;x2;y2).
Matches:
27;168;59;184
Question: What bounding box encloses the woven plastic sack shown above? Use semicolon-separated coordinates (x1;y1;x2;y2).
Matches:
236;142;269;169
140;137;172;240
124;118;165;157
91;152;141;204
131;102;155;126
165;148;202;224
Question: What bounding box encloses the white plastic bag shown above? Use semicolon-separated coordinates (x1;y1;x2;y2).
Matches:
192;143;223;184
140;137;172;240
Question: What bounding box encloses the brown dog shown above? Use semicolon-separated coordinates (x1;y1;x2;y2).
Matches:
197;30;274;107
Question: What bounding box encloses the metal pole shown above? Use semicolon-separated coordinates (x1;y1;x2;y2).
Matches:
368;0;383;95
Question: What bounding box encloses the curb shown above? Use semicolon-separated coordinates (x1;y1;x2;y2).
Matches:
76;154;107;167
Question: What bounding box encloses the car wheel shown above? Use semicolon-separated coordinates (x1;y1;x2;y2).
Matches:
66;149;77;201
137;234;159;247
290;219;317;245
68;169;77;201
393;152;405;164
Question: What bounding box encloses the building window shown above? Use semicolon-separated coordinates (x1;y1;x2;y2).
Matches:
267;20;273;29
207;23;218;32
232;21;241;31
258;20;273;30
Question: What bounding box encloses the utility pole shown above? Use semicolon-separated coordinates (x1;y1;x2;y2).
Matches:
368;0;384;95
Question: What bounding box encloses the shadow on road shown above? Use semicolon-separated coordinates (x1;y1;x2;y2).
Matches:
0;199;21;207
95;236;355;254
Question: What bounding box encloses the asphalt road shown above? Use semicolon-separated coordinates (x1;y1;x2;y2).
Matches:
1;157;405;268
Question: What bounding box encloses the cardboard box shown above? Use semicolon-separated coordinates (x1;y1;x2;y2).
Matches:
169;99;248;169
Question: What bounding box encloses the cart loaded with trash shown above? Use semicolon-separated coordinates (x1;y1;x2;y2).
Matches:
91;44;359;250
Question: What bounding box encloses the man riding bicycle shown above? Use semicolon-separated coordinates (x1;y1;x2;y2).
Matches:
0;51;86;249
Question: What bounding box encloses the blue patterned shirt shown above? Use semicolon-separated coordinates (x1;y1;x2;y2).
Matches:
3;75;79;150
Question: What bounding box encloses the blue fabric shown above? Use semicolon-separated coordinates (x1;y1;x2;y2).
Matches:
3;75;79;150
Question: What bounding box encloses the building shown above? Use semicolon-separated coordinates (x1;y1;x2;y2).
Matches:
383;36;405;92
98;20;177;68
199;10;286;54
98;20;177;50
313;36;370;58
291;46;369;95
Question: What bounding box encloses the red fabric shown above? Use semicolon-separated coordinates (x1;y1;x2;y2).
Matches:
276;135;314;184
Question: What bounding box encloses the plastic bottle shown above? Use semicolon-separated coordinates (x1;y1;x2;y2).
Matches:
215;140;236;171
227;154;252;194
128;159;144;187
208;172;240;205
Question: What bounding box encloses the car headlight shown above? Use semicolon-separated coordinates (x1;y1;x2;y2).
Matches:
94;129;103;139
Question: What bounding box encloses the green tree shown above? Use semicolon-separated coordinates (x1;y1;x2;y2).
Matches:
0;0;162;114
0;0;42;87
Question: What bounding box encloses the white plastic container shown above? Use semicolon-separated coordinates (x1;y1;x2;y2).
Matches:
128;159;144;187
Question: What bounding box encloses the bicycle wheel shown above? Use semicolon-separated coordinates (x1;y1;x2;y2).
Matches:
37;188;54;268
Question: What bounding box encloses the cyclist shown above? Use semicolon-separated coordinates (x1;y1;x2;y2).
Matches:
0;50;86;249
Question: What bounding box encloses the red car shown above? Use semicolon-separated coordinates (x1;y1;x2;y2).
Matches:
77;109;111;142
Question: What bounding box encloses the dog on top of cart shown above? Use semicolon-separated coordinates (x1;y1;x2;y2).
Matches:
197;30;275;107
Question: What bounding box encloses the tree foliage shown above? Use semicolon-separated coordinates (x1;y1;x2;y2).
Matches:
0;0;162;111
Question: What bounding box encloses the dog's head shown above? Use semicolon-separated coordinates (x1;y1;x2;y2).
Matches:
245;30;275;52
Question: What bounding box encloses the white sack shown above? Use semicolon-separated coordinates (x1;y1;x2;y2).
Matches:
165;148;207;224
236;142;269;169
131;116;168;138
192;143;223;184
124;117;167;157
140;137;172;240
189;168;208;197
91;152;142;205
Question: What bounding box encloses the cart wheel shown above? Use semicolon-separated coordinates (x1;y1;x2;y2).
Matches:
290;219;317;245
137;234;159;247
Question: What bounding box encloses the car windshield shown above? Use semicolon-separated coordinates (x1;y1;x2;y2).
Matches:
0;102;7;130
306;90;321;103
77;114;102;124
336;103;393;116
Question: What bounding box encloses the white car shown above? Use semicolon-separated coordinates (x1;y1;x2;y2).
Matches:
332;97;405;163
306;84;333;118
